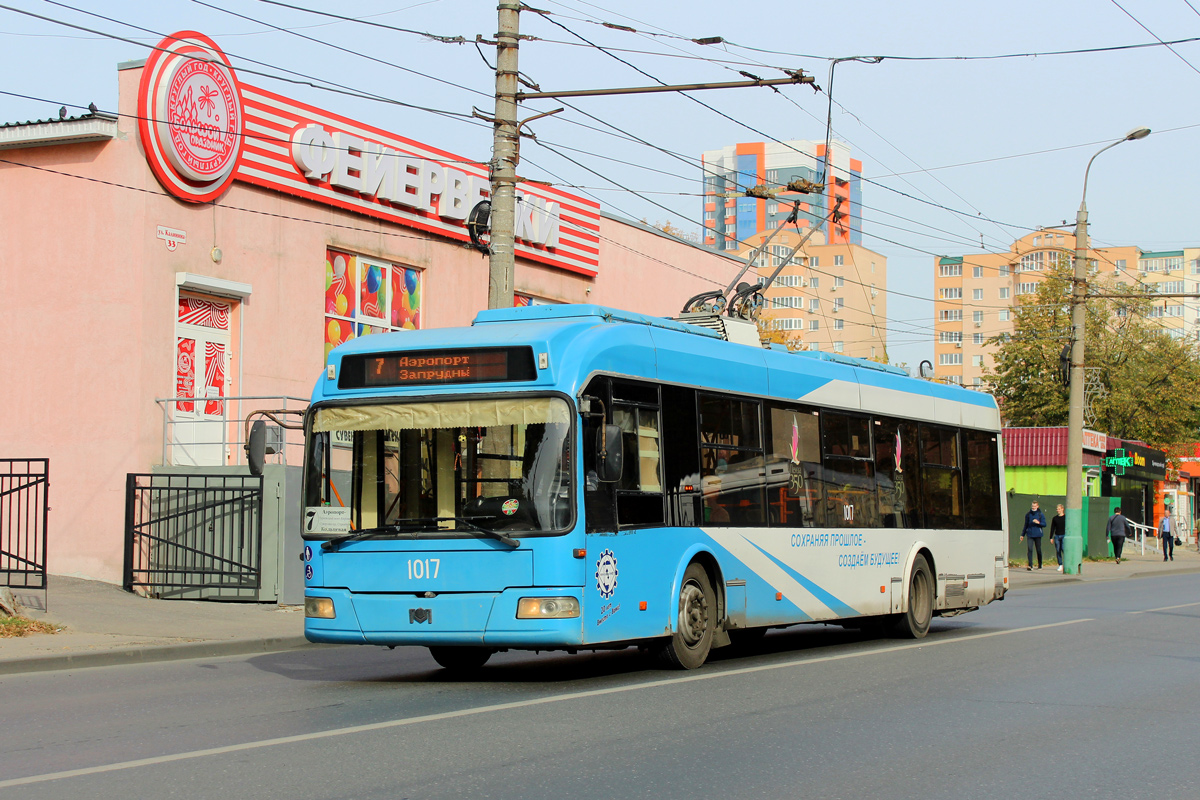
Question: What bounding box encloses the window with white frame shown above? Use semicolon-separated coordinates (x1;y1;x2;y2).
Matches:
834;255;844;266
972;377;983;387
834;275;845;288
999;287;1010;299
810;256;820;268
809;276;819;289
772;317;804;330
834;318;844;330
1191;259;1200;275
1017;282;1038;295
833;297;845;311
766;201;779;214
771;296;804;309
809;319;820;331
1160;281;1185;294
940;353;963;365
971;355;984;367
939;331;962;343
973;311;984;324
1148;306;1165;318
945;375;963;385
973;266;984;278
973;289;983;300
1020;251;1045;271
999;310;1010;321
974;333;984;345
809;298;819;312
941;310;963;321
1115;259;1126;271
999;264;1011;277
940;287;962;299
775;275;801;288
1166;305;1184;317
833;341;844;353
939;263;962;277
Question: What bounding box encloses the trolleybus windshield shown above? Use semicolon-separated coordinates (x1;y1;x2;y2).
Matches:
304;396;573;538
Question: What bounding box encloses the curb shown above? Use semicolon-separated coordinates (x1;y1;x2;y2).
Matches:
0;635;316;677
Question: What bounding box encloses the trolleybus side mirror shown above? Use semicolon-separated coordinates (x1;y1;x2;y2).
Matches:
246;420;267;477
596;424;623;483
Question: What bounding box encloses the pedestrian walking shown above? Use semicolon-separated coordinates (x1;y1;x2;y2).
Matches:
1020;500;1046;570
1049;503;1066;572
1107;506;1129;564
1160;513;1174;562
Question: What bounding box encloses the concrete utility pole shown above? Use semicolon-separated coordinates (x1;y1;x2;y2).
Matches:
1063;126;1150;574
487;2;521;309
483;2;812;310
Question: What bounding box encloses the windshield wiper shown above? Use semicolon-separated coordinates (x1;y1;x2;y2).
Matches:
321;516;520;550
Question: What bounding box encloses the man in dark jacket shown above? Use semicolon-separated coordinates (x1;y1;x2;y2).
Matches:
1107;507;1129;564
1020;500;1046;570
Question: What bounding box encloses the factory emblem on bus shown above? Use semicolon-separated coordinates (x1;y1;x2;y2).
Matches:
595;549;618;599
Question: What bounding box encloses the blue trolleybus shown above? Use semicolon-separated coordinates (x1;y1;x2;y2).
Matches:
287;304;1008;670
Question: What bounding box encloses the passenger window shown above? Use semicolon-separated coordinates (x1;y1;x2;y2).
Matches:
874;418;921;528
766;406;822;527
699;394;765;526
920;425;963;528
964;430;1001;530
821;413;878;528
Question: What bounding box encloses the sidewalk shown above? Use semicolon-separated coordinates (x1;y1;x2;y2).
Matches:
1008;538;1200;589
0;577;311;676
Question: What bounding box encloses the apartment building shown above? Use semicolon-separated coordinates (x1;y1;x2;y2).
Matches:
933;229;1200;387
700;139;862;253
738;229;887;360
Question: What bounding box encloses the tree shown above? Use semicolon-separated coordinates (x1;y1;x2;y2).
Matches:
984;262;1200;445
641;219;698;243
756;311;803;350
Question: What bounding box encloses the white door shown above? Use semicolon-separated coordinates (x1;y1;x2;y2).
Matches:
172;297;232;467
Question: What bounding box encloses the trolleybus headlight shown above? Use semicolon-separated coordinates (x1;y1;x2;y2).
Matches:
305;597;336;619
516;597;580;619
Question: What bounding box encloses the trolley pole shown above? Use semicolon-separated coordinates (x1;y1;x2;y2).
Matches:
487;2;521;309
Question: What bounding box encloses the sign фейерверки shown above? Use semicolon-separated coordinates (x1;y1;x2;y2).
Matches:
137;31;600;277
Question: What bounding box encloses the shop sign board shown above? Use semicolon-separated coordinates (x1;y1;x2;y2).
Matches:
139;32;600;277
1082;429;1106;454
1103;443;1167;481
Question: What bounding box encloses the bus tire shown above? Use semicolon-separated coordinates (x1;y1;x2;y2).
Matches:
655;562;716;669
429;646;493;672
892;554;934;639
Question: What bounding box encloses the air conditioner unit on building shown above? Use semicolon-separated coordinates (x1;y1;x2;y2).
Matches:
870;289;878;297
799;278;808;288
955;342;962;348
831;285;838;292
832;307;840;314
974;321;982;327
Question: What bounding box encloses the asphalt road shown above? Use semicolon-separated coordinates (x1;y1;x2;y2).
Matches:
1;575;1198;800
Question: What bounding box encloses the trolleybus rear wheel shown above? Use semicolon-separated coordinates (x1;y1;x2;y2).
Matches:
655;562;716;669
892;554;933;639
429;646;494;672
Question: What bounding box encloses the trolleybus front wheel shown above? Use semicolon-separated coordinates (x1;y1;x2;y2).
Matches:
892;554;933;639
429;646;494;672
655;562;716;669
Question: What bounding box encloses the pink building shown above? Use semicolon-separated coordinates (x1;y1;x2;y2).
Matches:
0;31;743;586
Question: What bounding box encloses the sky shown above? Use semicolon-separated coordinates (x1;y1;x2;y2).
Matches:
2;0;1198;368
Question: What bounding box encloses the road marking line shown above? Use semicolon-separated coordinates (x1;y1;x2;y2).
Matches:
1127;601;1200;615
0;617;1092;788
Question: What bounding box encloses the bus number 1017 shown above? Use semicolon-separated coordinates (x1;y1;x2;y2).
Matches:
407;558;440;580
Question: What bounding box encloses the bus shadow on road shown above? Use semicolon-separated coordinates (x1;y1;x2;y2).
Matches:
246;620;987;685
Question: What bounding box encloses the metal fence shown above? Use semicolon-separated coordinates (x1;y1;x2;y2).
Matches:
124;473;264;600
0;459;48;592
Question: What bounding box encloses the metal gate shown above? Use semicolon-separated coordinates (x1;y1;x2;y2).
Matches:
124;473;263;599
0;459;49;591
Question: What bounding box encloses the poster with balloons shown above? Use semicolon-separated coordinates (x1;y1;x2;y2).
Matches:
391;265;421;330
326;248;422;364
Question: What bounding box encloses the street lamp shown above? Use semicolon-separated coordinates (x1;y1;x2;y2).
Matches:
1063;126;1151;574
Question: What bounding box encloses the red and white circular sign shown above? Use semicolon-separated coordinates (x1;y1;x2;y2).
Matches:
139;32;244;203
